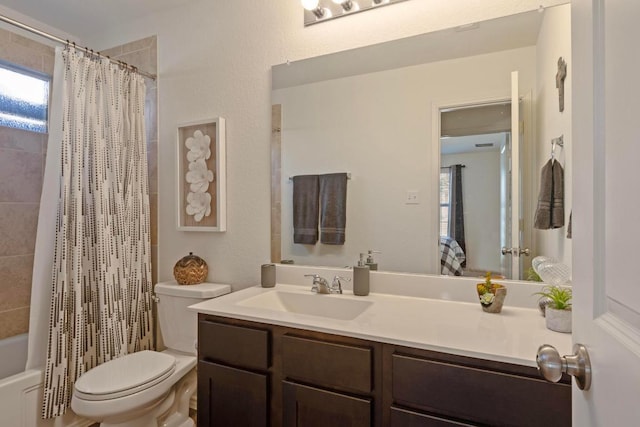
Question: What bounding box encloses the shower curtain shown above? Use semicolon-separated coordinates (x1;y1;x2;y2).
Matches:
39;47;154;419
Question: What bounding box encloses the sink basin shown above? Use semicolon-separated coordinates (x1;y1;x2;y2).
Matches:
236;290;372;320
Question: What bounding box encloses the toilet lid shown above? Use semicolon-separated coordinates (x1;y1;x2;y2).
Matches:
74;351;176;401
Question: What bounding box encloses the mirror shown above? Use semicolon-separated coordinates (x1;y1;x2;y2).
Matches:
271;4;572;280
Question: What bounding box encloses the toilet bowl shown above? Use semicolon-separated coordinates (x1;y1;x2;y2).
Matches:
71;282;230;427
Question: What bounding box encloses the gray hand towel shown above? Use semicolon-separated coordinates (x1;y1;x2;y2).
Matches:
534;159;565;229
292;175;319;244
551;161;565;228
534;160;554;229
319;173;348;245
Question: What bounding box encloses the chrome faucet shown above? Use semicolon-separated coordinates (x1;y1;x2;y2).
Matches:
305;274;350;294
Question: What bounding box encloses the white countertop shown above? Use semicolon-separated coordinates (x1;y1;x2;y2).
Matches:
189;283;572;368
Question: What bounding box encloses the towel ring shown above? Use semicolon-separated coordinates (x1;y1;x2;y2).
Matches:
551;135;564;160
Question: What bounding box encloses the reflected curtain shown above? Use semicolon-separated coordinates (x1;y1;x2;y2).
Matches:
448;164;466;266
41;47;153;418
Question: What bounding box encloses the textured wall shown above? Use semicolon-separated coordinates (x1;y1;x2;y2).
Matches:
84;0;569;291
0;28;53;340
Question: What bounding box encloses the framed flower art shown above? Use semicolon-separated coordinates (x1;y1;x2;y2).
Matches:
176;118;226;231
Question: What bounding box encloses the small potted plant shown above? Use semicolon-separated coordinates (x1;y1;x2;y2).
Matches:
476;272;507;313
535;286;572;333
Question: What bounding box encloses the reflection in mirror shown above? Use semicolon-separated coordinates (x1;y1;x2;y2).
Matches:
439;103;514;278
271;4;572;281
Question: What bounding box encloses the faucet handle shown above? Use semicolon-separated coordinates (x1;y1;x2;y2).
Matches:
305;274;320;292
305;274;330;293
331;275;351;294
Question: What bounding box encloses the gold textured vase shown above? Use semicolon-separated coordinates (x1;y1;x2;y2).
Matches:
173;252;208;285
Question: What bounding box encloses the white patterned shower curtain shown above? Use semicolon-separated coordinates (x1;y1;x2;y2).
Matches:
40;47;154;419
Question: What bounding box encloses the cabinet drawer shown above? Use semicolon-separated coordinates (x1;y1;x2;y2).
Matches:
283;380;371;427
199;320;269;370
282;335;372;394
392;354;571;427
390;407;474;427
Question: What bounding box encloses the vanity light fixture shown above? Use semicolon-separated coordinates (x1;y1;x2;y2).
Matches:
333;0;355;12
302;0;327;19
302;0;408;26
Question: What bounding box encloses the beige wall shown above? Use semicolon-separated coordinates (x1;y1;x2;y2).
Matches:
0;28;53;340
534;4;572;269
83;0;569;290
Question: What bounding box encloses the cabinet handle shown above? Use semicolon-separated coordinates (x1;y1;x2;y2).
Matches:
536;344;592;390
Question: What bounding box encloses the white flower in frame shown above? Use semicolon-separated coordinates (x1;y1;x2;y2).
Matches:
185;159;214;193
186;191;212;222
185;130;211;162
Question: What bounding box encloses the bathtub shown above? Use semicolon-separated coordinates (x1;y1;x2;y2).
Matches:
0;333;28;380
0;334;91;427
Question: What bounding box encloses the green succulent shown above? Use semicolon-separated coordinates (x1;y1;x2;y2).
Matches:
534;285;572;310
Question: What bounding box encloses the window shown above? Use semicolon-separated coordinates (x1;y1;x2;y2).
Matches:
0;61;50;133
439;170;450;236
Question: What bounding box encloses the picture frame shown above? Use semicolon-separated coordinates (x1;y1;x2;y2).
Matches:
176;117;226;231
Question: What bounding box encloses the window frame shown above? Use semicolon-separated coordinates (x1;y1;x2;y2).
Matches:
0;59;51;134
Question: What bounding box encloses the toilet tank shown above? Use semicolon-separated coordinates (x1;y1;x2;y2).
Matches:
154;281;231;355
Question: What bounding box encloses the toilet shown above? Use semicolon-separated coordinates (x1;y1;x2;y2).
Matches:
71;281;230;427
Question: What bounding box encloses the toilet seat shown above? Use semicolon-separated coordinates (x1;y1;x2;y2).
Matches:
74;350;176;401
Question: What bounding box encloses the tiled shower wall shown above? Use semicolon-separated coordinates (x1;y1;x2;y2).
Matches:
0;32;158;341
102;36;159;287
0;29;53;340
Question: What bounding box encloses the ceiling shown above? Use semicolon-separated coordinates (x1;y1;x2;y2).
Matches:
0;0;188;40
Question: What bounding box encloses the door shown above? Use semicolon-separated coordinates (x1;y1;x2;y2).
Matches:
509;71;521;279
572;0;640;424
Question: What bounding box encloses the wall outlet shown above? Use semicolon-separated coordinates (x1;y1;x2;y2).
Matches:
406;190;420;205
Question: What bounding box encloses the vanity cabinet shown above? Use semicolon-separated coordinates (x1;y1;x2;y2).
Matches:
197;315;570;427
383;345;571;427
198;314;382;427
197;319;271;427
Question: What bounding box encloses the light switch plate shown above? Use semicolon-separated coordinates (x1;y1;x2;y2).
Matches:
406;190;420;205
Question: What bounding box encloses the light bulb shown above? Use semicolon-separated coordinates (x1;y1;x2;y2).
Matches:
301;0;320;10
333;0;354;11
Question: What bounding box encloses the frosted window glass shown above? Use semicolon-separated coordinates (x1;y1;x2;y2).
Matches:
0;63;49;133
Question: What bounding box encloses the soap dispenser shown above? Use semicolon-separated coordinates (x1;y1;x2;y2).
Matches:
353;253;370;296
365;250;381;271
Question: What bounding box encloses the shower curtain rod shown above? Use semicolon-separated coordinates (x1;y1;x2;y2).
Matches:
0;14;157;80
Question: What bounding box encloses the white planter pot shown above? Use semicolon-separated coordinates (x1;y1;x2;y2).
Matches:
545;307;572;333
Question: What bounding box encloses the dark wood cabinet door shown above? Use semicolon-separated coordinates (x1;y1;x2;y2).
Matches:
198;361;268;427
282;381;371;427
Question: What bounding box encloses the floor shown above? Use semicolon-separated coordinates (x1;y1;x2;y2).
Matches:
87;410;196;426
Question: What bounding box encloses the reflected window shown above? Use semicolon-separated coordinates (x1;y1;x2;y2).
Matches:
439;170;450;236
0;61;49;133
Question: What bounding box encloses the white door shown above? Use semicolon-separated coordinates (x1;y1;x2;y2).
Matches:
509;71;521;279
572;0;640;424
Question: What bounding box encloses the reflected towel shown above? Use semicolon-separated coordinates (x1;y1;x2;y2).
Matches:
293;175;319;244
534;160;565;229
551;161;565;228
319;173;348;245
